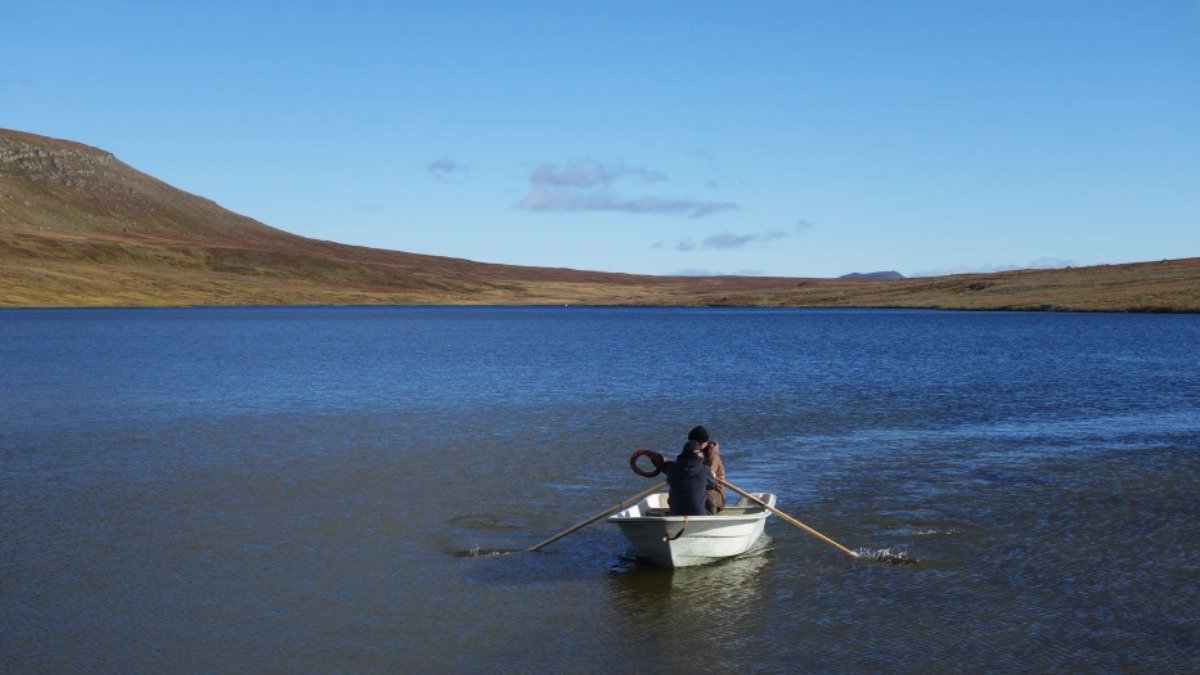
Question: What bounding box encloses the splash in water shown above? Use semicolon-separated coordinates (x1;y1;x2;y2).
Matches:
454;543;518;558
855;547;919;565
914;528;958;536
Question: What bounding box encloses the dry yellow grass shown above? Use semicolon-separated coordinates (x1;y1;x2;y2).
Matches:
3;128;1198;312
3;243;1197;312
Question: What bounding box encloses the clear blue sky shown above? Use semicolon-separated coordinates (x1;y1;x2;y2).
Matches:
3;1;1198;277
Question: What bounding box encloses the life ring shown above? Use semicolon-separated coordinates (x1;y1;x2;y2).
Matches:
629;449;667;477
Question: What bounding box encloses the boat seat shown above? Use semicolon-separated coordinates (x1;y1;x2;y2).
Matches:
641;506;760;517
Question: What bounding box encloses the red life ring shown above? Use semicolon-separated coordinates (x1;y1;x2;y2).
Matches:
629;449;667;477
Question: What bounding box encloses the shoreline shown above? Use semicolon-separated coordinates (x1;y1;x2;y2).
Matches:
1;301;1196;314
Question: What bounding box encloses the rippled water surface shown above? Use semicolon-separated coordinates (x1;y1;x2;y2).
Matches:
2;307;1198;671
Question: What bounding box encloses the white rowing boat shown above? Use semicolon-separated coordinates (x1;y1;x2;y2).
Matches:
606;491;776;567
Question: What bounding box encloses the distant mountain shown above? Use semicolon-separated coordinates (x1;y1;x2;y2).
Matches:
2;128;1197;311
839;271;905;281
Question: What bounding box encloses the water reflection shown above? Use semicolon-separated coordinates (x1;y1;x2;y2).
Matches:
608;537;774;627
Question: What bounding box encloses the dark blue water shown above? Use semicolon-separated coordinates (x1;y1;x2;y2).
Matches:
2;307;1198;671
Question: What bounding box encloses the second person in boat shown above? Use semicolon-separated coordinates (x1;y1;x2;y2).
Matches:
703;436;726;515
666;425;722;516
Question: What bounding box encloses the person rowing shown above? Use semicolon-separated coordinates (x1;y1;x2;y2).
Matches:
666;425;721;516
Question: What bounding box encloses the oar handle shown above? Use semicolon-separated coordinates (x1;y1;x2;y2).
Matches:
526;480;667;553
720;479;859;558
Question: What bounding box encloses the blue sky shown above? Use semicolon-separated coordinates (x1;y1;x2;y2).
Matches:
3;1;1197;277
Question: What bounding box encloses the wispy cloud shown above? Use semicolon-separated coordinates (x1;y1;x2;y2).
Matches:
911;257;1077;277
521;188;737;218
518;159;737;218
354;203;384;212
702;230;792;249
673;220;812;252
427;158;465;179
701;232;757;249
529;161;665;188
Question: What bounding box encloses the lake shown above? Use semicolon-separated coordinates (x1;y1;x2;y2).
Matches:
2;307;1198;671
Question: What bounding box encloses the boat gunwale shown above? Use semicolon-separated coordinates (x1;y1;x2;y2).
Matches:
608;512;770;523
606;492;776;524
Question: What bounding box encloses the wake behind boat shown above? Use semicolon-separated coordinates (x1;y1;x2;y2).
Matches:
607;491;776;567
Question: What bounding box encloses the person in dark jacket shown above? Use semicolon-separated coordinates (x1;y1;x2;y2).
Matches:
666;426;718;516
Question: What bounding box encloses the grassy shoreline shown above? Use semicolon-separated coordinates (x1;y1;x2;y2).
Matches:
3;254;1197;313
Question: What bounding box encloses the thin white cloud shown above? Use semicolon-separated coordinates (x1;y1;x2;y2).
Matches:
427;158;465;179
675;220;811;252
911;257;1077;277
519;187;738;219
518;159;737;218
529;161;665;188
689;201;741;218
702;232;757;249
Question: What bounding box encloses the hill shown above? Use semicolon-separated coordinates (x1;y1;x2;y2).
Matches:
840;271;905;281
2;128;1198;311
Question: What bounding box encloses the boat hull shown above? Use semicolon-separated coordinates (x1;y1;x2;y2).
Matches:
607;492;776;567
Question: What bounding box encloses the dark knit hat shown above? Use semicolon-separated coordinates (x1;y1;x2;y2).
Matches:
687;425;710;443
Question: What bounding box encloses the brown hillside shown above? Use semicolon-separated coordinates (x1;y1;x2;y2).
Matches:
2;128;1198;311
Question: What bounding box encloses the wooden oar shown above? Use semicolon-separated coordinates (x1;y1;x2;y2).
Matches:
720;479;859;558
526;481;667;553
